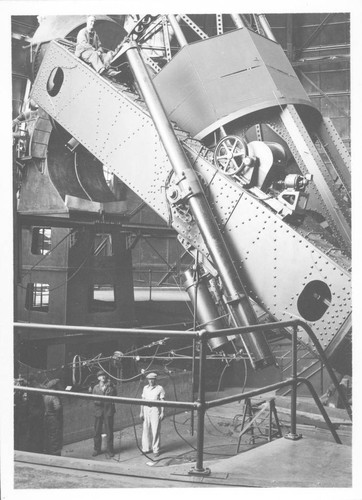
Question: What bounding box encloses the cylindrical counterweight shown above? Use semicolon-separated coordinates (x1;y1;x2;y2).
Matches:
183;269;228;350
125;41;275;369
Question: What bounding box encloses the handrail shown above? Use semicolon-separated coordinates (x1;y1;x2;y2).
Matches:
202;319;352;420
14;322;202;339
14;317;350;475
14;386;197;410
204;377;341;444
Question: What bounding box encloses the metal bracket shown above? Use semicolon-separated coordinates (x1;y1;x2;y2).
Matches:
188;467;211;477
284;432;303;441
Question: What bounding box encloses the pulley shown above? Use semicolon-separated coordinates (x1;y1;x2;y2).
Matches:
214;135;249;175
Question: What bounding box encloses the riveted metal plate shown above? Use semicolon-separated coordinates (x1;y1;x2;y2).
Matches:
31;41;172;220
184;141;351;356
31;41;351;360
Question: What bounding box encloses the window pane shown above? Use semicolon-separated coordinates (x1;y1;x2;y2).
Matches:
93;234;113;257
31;227;51;255
26;283;49;312
89;285;116;312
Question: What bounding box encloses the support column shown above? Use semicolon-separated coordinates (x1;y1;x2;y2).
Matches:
279;106;351;251
258;15;277;42
285;325;302;441
252;15;351;253
189;334;210;476
168;15;188;47
230;14;246;29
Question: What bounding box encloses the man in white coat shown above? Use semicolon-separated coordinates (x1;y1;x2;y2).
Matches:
140;373;165;457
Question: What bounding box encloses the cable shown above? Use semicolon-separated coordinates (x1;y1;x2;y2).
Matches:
128;379;156;462
96;344;161;383
164;369;197;451
20;230;74;281
127;379;187;465
165;369;240;457
49;246;94;292
216;359;231;398
205;411;232;438
72;355;82;386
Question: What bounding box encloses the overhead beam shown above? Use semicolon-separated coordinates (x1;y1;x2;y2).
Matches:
286;14;294;61
296;14;335;55
298;70;349;118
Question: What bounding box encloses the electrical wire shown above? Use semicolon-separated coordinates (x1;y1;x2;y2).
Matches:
96;344;161;383
127;379;189;465
20;230;75;281
216;360;231;398
164;369;236;457
49;244;95;292
72;354;82;385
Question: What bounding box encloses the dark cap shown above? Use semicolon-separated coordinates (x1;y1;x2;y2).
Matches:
97;370;106;377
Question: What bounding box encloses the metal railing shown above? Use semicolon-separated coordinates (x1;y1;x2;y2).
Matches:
14;319;352;476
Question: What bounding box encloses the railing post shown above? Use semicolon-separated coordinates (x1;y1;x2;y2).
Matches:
320;360;324;395
285;324;302;441
191;338;196;436
189;331;211;476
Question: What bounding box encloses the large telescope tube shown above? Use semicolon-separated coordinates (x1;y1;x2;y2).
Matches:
183;269;228;350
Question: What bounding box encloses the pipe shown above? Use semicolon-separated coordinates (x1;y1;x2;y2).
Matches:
183;269;228;350
205;379;292;409
191;338;196;436
14;386;197;410
202;319;298;339
167;15;188;47
204;377;341;444
14;322;199;338
124;41;275;370
230;14;246;29
190;260;198;437
285;325;300;438
258;15;277;42
297;377;342;444
202;318;352;419
193;336;209;474
298;322;352;420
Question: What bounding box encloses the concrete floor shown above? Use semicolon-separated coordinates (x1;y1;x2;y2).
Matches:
60;403;246;467
14;389;352;488
14;393;264;488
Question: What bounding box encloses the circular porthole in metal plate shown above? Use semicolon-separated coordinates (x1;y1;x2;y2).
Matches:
47;67;64;97
297;280;332;322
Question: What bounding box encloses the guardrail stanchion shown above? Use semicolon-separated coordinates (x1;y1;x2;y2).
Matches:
189;330;211;476
285;323;302;441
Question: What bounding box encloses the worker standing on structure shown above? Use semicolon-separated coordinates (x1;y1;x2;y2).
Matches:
140;373;165;457
92;370;117;458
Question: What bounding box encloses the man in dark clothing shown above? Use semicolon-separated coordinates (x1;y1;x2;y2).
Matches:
43;379;63;456
92;370;117;458
14;377;29;451
27;376;45;453
75;15;118;76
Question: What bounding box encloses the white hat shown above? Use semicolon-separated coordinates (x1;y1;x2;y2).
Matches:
146;372;157;379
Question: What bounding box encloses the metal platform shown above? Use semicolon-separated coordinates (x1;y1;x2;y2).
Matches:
200;435;352;487
15;436;351;488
